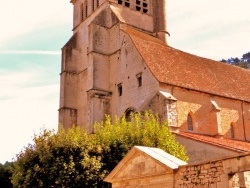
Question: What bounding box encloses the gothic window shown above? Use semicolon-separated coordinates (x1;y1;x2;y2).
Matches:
136;73;142;87
118;0;130;8
187;114;193;131
136;0;148;13
118;83;123;96
125;108;135;122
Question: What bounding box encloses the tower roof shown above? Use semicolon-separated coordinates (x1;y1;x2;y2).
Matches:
121;26;250;102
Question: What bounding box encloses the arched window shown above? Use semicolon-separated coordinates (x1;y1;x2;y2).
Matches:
187;114;193;131
125;108;135;122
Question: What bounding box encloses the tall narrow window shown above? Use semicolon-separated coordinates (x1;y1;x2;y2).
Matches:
81;3;84;21
97;0;99;7
92;0;95;11
117;84;123;96
187;114;193;131
231;123;235;138
85;3;88;18
136;73;142;87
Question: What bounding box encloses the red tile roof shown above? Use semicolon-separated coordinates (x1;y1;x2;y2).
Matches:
121;26;250;102
175;132;250;152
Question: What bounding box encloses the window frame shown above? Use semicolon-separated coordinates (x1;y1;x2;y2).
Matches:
117;83;123;96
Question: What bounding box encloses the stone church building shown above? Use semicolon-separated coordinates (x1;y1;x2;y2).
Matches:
59;0;250;163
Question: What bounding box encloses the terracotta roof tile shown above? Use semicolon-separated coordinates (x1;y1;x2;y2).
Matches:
175;132;250;152
121;26;250;102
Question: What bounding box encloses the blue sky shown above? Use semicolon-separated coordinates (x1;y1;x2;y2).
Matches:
0;0;249;163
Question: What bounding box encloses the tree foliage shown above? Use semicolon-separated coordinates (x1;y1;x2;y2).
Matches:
221;51;250;69
12;112;188;188
12;128;104;188
0;162;13;188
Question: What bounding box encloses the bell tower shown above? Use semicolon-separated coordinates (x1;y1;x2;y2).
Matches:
59;0;169;130
113;0;168;43
70;0;168;42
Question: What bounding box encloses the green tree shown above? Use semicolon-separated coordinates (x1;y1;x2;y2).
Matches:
0;162;13;188
12;128;104;188
95;112;188;174
12;112;188;188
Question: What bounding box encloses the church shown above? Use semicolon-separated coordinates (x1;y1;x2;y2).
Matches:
59;0;250;163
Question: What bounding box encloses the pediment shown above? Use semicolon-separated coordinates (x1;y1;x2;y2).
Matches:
105;146;187;183
113;152;169;181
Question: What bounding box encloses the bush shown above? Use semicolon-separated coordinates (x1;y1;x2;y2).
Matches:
12;112;188;188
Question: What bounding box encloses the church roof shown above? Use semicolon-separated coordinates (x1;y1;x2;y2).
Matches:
121;26;250;102
175;132;250;153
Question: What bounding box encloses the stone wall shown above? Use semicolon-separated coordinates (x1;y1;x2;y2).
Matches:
175;160;227;187
109;29;159;119
174;154;250;188
160;84;250;141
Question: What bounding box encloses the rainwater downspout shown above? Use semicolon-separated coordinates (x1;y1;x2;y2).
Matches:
241;101;246;141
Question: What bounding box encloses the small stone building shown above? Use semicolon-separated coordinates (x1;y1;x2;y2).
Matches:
105;146;250;188
104;146;187;187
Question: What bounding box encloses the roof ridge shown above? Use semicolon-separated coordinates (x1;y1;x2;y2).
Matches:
175;132;250;153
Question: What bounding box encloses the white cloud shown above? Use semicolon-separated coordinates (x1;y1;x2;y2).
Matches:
0;0;72;44
0;0;68;163
0;69;59;163
167;0;250;60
